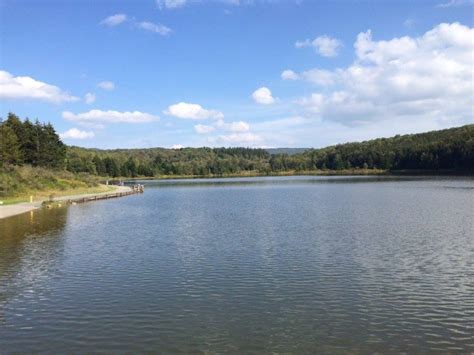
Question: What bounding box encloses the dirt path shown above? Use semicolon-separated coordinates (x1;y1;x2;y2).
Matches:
0;185;132;220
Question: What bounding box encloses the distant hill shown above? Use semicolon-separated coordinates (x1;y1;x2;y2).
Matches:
266;148;309;155
66;124;473;176
296;124;474;171
2;111;473;178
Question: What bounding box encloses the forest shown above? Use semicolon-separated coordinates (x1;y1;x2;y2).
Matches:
1;112;473;179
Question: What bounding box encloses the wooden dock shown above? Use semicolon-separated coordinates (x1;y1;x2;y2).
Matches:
43;184;144;207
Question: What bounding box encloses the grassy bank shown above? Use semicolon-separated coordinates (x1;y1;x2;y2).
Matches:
0;165;108;204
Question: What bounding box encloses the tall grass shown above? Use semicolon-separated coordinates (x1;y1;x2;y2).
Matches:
0;165;100;198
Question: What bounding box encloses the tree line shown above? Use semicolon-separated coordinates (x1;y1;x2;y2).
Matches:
66;146;271;177
270;125;474;172
1;113;66;168
1;112;473;177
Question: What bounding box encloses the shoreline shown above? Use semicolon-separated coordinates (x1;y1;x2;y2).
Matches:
0;185;132;220
123;168;474;181
3;170;472;220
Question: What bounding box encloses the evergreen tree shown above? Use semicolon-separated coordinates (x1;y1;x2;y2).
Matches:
0;122;21;166
4;112;25;163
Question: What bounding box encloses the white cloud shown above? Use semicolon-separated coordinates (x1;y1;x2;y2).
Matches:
295;35;342;57
225;121;250;132
62;110;158;124
302;69;336;85
171;144;184;149
97;81;115;91
99;14;171;36
0;70;79;103
281;69;299;80
137;21;172;36
436;0;474;7
60;128;95;140
100;14;127;26
156;0;187;9
293;22;474;127
252;87;275;105
84;92;96;104
164;102;224;120
216;119;250;132
194;124;216;134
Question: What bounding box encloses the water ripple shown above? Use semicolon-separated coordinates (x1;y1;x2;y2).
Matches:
1;176;473;352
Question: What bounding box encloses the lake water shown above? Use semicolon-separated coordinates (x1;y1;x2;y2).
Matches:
1;176;473;352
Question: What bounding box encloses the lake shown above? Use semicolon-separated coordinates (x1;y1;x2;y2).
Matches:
1;176;473;352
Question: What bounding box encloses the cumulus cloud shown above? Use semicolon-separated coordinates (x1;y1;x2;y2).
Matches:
62;110;158;124
156;0;187;9
84;92;96;104
216;119;250;132
194;124;216;134
281;69;299;80
290;22;474;127
171;144;184;149
164;102;224;120
60;128;95;140
295;35;342;57
137;21;172;36
0;70;79;103
100;14;127;26
252;87;275;105
225;121;250;132
97;81;115;91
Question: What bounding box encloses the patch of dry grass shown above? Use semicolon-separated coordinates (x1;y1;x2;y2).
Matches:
0;165;104;204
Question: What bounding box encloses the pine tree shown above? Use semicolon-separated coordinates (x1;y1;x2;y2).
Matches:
4;112;25;163
41;122;66;168
0;122;21;166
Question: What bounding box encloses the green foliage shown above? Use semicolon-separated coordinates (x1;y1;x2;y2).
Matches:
302;125;474;171
1;113;66;168
0;165;99;197
67;125;473;176
1;112;472;179
0;123;21;166
67;146;272;177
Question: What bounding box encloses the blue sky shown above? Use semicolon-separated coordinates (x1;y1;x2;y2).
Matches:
1;0;473;148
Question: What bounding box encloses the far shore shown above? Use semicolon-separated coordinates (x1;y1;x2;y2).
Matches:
2;169;472;220
0;185;131;220
121;168;473;181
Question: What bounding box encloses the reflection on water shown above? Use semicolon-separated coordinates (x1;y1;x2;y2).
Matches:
1;176;473;352
134;175;422;188
133;175;474;189
0;208;68;325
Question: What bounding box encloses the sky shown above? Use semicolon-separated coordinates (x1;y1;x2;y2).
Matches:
0;0;473;149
